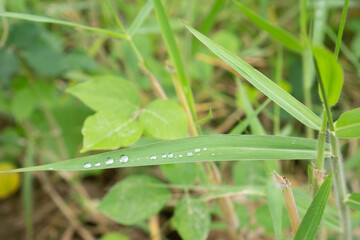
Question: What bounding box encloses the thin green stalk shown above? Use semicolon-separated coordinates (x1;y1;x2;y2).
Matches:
334;0;350;59
316;111;327;171
316;64;351;240
22;128;35;240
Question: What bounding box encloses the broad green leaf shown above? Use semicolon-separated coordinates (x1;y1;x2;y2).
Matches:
98;175;171;225
139;99;188;139
128;0;153;36
66;50;98;72
0;49;19;84
294;172;333;240
161;163;197;185
152;0;196;119
172;197;210;240
184;23;322;130
234;1;303;53
0;11;126;39
335;108;360;138
81;111;142;152
23;44;68;76
0;135;331;173
345;193;360;211
67;75;140;112
11;88;36;121
313;47;344;106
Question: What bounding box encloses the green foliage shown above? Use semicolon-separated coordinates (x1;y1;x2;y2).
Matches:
161;163;197;185
345;193;360;211
81;110;143;152
98;175;171;225
11;88;36;122
312;47;344;106
172;197;210;240
0;135;329;173
294;172;333;240
67;75;140;112
140;99;188;139
234;1;303;53
183;23;322;130
0;49;19;84
335;108;360;138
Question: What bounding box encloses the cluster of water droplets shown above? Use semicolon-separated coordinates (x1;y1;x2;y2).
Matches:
150;147;212;161
83;155;129;169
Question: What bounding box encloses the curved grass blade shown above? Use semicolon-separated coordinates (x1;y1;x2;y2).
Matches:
0;135;330;173
233;1;303;53
294;172;333;239
183;23;322;130
0;12;126;39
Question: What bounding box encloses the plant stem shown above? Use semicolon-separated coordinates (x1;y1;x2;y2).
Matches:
316;65;351;240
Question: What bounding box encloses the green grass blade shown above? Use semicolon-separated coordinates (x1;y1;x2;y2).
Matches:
183;23;322;130
128;0;153;36
344;193;360;211
294;172;333;240
191;0;226;55
233;1;303;53
0;11;126;39
152;0;196;119
335;108;360;138
0;135;330;173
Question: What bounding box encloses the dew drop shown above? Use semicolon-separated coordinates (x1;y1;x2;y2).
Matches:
187;152;193;157
106;158;114;165
168;153;174;158
203;147;207;151
95;162;101;167
211;153;216;156
84;163;92;168
197;154;200;156
150;156;157;160
162;154;167;159
194;148;201;152
49;166;53;170
179;154;183;158
119;155;129;163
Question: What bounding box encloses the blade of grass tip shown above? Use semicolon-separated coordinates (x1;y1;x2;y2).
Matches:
152;0;197;121
0;135;331;173
233;0;304;53
183;22;322;130
0;11;126;39
294;172;333;240
191;0;226;55
22;140;35;240
128;0;153;36
334;0;350;59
